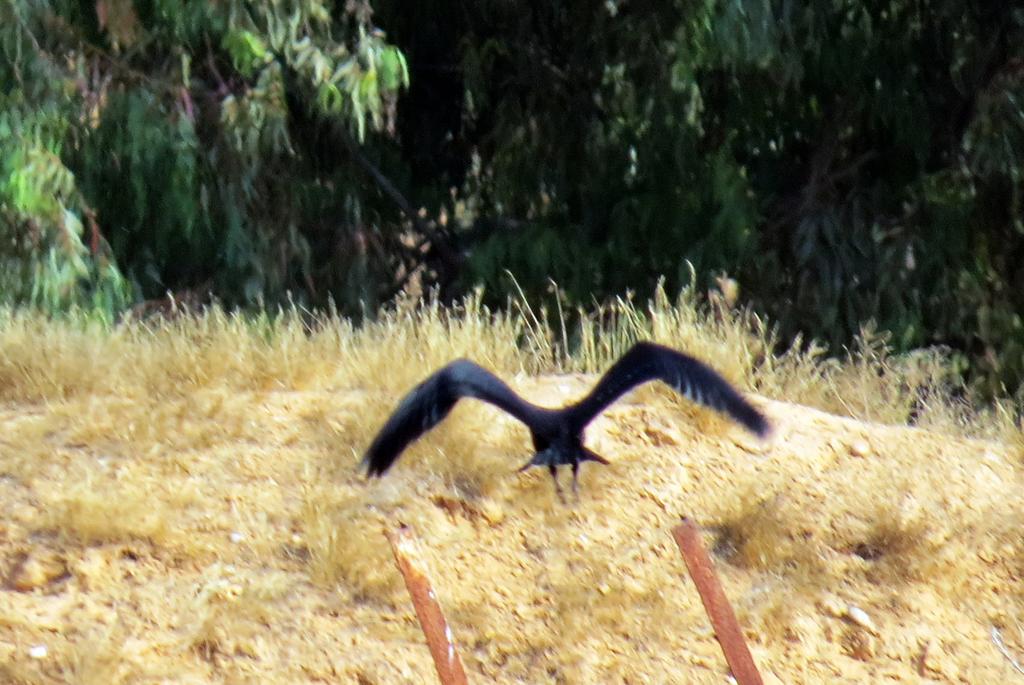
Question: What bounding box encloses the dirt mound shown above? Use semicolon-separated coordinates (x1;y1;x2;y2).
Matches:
1;377;1022;683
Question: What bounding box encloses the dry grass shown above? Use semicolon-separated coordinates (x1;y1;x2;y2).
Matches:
0;285;1021;683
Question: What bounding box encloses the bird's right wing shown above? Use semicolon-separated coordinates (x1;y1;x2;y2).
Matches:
567;342;771;437
362;360;540;476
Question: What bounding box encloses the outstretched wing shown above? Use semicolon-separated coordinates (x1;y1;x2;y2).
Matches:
363;360;540;476
567;342;770;437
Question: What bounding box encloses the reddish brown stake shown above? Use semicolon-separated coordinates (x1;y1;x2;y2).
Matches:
672;518;764;685
386;524;470;685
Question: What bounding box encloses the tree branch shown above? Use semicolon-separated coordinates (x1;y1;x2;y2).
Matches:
334;127;464;272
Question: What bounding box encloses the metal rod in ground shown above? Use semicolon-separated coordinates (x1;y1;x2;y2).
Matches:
672;517;764;685
386;523;470;685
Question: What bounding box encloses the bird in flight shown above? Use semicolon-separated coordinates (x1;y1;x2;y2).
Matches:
362;342;771;495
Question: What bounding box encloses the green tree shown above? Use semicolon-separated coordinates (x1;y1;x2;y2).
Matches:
1;0;408;314
2;0;1023;396
374;0;1024;395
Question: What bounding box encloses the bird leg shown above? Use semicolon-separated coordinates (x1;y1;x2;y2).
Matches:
518;447;606;501
550;464;567;503
571;449;608;499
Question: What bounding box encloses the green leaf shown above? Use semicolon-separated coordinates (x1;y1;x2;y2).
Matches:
380;46;404;91
223;29;270;78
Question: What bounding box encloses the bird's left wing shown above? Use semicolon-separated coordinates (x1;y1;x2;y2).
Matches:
362;360;540;476
566;342;771;437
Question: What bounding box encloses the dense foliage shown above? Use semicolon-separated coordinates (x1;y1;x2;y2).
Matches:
2;0;409;316
2;1;1023;396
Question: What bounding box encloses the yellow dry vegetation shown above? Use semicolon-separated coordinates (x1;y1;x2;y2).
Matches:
0;287;1021;684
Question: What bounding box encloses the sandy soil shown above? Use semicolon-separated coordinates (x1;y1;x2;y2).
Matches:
1;374;1022;683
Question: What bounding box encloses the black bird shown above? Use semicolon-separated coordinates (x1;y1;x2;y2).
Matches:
362;342;771;494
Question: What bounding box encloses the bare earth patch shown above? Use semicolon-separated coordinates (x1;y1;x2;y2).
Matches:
1;378;1022;684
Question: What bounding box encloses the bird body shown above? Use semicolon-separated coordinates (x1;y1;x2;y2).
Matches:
363;342;770;493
